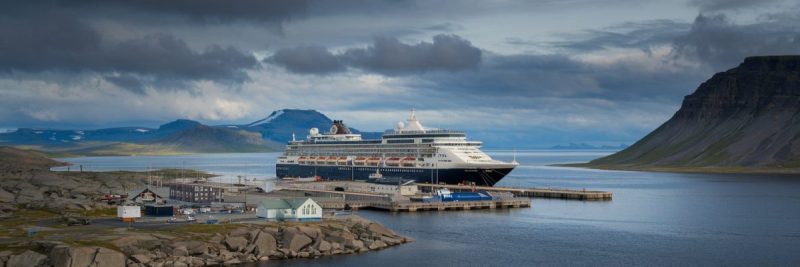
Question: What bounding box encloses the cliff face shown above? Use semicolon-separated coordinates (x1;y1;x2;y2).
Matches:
589;56;800;170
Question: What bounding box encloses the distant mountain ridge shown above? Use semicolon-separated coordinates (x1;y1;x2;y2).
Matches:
0;109;381;156
0;119;279;156
579;56;800;173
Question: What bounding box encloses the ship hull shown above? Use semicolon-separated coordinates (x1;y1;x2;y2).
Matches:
276;164;513;186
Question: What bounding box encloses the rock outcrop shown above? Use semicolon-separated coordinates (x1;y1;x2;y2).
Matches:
0;217;413;267
6;250;47;267
0;147;148;216
585;56;800;172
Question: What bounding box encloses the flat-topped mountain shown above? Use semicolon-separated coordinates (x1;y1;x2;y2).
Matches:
236;109;381;142
582;56;800;173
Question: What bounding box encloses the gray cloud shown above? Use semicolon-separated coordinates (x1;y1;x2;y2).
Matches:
267;34;482;74
549;20;691;53
268;46;344;74
406;54;707;107
345;35;482;74
673;13;800;69
5;0;309;25
687;0;786;12
0;11;259;90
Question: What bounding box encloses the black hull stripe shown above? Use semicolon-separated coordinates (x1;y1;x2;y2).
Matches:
276;164;513;186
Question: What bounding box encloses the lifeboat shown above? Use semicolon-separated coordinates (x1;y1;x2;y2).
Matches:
315;156;327;164
366;157;381;166
354;156;367;166
401;156;416;167
337;156;348;166
385;157;401;167
326;156;337;165
307;156;316;165
298;156;307;164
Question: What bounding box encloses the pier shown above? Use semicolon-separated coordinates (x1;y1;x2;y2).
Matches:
417;183;613;201
347;198;531;212
279;187;532;212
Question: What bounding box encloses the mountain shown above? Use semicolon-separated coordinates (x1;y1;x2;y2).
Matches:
550;143;628;150
238;109;382;143
0;119;279;156
0;109;385;156
578;56;800;173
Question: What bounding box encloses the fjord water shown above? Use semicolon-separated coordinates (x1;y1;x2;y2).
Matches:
55;151;800;266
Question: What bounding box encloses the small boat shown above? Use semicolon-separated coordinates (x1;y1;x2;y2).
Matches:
369;169;383;179
353;156;367;166
366;157;381;166
401;156;416;167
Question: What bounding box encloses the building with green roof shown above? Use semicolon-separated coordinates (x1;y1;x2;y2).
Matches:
256;198;321;221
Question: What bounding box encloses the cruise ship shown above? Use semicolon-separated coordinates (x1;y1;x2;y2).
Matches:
275;111;517;186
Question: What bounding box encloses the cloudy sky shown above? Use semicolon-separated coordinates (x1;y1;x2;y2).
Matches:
1;0;799;147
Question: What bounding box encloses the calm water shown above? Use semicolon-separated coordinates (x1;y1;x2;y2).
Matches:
55;151;800;266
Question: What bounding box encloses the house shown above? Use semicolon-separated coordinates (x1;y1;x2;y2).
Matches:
256;198;321;221
128;187;168;205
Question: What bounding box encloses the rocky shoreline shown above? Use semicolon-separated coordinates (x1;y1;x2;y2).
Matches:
0;147;414;266
0;217;413;267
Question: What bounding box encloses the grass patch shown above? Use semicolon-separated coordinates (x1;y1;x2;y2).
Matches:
61;238;120;251
83;208;117;218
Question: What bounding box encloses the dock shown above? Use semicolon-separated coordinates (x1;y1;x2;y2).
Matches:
279;187;532;212
347;198;531;212
417;183;613;201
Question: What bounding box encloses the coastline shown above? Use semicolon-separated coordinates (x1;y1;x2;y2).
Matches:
0;214;412;266
557;163;800;176
0;147;413;266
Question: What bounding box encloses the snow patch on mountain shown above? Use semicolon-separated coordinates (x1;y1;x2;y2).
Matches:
247;109;285;127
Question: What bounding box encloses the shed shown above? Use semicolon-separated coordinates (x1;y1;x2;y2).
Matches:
145;205;175;217
117;206;141;222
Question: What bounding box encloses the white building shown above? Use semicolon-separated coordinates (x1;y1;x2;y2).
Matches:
346;178;419;196
256;198;321;221
117;206;141;222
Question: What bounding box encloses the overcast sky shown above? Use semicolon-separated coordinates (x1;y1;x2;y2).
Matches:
1;0;799;147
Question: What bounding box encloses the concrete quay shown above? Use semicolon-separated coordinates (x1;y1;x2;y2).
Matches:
418;183;613;201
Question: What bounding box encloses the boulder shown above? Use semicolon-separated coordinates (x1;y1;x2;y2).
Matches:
251;231;277;257
130;254;152;264
172;246;189;257
380;236;402;245
367;240;387;250
244;244;256;255
50;246;96;267
172;241;208;256
189;257;204;266
282;231;312;252
6;250;46;267
296;226;322;240
343;239;365;250
224;236;248;252
93;248;125;266
0;188;14;203
316;240;331;252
